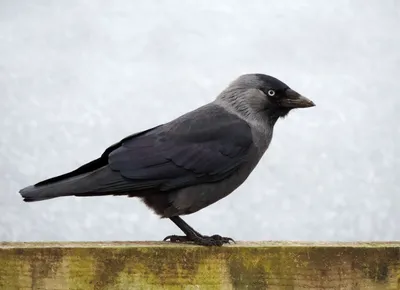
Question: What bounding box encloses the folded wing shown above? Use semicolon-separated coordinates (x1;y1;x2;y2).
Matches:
20;105;254;200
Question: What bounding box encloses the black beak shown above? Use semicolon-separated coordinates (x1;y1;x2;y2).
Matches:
280;89;315;108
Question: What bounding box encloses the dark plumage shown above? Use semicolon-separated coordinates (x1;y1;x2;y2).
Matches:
19;73;315;246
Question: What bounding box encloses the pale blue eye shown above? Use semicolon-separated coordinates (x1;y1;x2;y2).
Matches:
267;89;275;96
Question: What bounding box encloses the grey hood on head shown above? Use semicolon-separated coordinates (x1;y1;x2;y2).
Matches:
215;74;315;124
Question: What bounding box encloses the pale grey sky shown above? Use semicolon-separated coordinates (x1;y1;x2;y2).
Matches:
1;0;399;242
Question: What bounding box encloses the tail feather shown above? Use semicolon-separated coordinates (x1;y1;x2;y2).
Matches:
22;195;59;202
19;165;154;202
19;166;113;202
20;175;88;202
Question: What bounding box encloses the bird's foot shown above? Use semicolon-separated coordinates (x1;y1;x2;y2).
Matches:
163;234;235;246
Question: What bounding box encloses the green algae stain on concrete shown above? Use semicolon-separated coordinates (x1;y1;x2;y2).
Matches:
124;246;228;289
300;246;400;289
226;245;400;289
27;248;65;289
1;242;400;289
226;246;312;289
66;248;100;290
0;247;64;289
90;248;130;290
349;247;400;285
227;247;269;289
69;246;226;290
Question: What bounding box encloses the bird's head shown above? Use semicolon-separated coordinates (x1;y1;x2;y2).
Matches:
218;73;315;124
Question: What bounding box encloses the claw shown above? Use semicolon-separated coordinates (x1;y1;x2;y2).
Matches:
163;234;234;246
163;235;189;243
163;235;173;241
210;235;236;244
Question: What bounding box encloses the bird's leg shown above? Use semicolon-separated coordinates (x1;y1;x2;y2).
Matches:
163;216;235;246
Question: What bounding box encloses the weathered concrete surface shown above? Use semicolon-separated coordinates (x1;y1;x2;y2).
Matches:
0;241;399;289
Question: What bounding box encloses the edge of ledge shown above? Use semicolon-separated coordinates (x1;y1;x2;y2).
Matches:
1;240;400;249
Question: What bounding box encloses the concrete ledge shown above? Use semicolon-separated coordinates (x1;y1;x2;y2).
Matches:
1;241;399;289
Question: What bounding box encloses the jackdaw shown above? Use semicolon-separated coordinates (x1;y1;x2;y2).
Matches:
19;73;315;246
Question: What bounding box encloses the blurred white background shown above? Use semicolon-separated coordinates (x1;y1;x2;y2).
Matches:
1;0;399;242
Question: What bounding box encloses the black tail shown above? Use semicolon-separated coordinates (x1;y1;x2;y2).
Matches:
19;173;91;202
19;166;136;202
19;166;110;202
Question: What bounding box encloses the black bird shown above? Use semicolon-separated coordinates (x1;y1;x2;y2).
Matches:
19;73;315;246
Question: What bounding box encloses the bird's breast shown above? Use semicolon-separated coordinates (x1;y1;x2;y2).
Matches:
250;125;273;155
